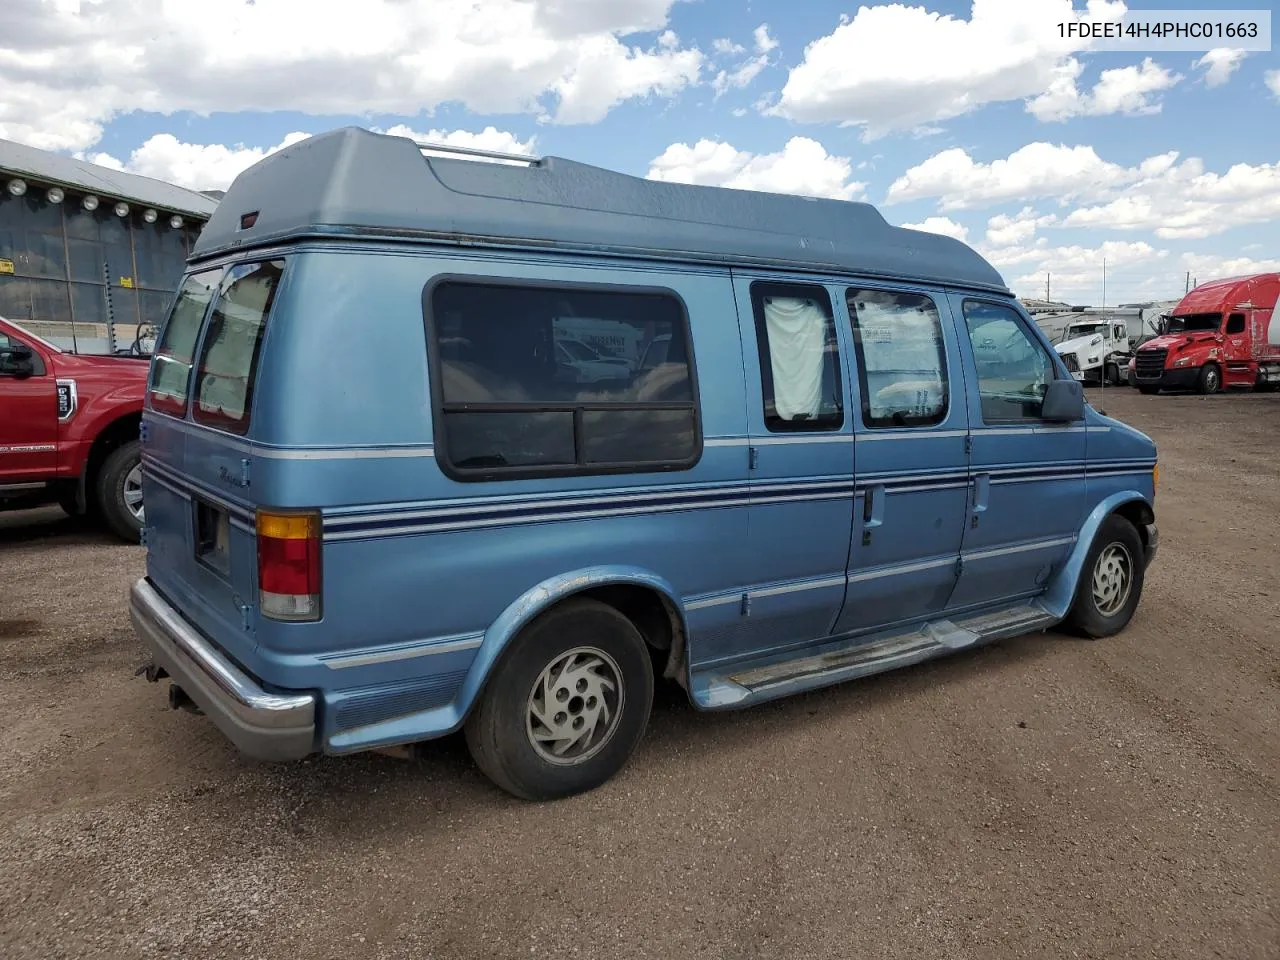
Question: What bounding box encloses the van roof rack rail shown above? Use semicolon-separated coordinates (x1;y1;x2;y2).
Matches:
414;140;539;165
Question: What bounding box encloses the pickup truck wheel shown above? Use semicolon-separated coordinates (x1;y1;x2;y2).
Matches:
1064;515;1145;639
96;440;144;542
1197;363;1221;395
464;598;654;801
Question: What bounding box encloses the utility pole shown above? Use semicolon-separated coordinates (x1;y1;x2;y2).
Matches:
1185;271;1190;294
1045;272;1050;301
1102;257;1107;309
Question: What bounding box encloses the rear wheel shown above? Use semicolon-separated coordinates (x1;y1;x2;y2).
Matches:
1197;363;1221;395
464;598;654;801
96;440;144;542
1064;515;1145;639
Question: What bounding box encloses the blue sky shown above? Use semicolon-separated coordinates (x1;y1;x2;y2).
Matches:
2;0;1275;304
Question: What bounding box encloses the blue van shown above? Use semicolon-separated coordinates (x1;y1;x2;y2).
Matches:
131;128;1159;801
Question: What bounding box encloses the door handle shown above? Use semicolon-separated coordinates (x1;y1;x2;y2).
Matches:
862;483;885;526
971;474;990;528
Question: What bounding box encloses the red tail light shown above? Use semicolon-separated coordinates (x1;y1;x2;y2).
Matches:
257;509;322;621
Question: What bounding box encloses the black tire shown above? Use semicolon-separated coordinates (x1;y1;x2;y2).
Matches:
1104;363;1121;386
464;598;654;801
96;440;143;542
1138;386;1159;395
1064;515;1146;639
1197;363;1221;395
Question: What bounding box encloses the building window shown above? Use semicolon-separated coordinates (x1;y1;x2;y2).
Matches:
427;279;701;479
847;288;949;429
748;281;844;431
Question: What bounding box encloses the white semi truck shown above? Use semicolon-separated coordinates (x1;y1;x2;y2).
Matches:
1053;317;1133;385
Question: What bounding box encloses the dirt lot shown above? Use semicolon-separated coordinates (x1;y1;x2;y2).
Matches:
1;388;1277;960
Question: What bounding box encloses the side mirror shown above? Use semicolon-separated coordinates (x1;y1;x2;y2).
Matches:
1042;378;1085;422
0;343;36;379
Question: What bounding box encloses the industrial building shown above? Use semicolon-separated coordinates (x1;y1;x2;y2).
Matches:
0;138;218;353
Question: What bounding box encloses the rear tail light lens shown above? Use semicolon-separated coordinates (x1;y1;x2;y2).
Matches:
257;509;322;621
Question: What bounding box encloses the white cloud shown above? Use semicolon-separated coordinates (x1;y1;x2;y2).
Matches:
754;24;779;54
770;0;1130;137
1027;57;1180;121
994;239;1171;303
1178;252;1280;281
646;137;866;201
0;0;703;153
86;126;535;192
886;142;1132;210
1267;71;1280;99
985;207;1058;247
712;56;769;96
890;141;1280;241
709;22;777;97
85;133;312;192
1194;49;1246;88
899;216;969;242
712;38;745;56
1062;158;1280;240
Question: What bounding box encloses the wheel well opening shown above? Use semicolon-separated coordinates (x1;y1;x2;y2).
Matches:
1114;500;1154;552
85;413;142;486
577;584;688;687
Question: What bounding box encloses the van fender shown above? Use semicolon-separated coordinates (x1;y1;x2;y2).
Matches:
454;565;688;719
1041;491;1153;619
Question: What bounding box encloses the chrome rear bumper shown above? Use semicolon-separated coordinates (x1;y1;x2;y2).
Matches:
130;578;316;760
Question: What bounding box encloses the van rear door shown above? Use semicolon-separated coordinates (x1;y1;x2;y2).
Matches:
143;260;286;666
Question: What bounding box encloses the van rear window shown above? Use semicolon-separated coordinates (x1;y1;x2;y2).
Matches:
191;260;284;434
427;279;700;478
148;269;220;416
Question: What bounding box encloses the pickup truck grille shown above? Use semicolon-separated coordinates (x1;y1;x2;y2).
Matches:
1135;349;1167;378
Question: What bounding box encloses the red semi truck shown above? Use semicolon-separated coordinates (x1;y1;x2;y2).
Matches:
1132;273;1280;394
0;316;148;540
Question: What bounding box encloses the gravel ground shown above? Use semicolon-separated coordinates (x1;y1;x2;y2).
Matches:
1;389;1277;960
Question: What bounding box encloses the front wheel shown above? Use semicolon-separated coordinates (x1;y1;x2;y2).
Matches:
1064;515;1146;639
464;598;654;801
96;440;144;542
1197;363;1221;395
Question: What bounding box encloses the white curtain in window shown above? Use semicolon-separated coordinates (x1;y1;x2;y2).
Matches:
762;296;826;420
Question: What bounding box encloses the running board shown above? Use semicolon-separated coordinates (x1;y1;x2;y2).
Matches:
690;602;1059;709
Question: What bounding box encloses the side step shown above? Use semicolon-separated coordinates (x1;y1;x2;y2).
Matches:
690;602;1058;710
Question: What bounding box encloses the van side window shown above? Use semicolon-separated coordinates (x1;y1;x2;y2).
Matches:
428;280;700;478
962;300;1055;423
1226;313;1246;334
148;268;221;417
749;282;843;431
191;260;285;435
847;288;948;428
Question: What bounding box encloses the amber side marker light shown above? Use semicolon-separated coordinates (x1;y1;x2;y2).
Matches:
1153;464;1159;497
256;509;322;622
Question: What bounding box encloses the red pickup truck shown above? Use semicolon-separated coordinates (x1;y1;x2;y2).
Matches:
0;316;148;541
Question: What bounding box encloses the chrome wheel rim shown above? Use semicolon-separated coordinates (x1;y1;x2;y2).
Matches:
1091;543;1133;616
124;463;144;522
526;646;623;766
1207;369;1219;391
